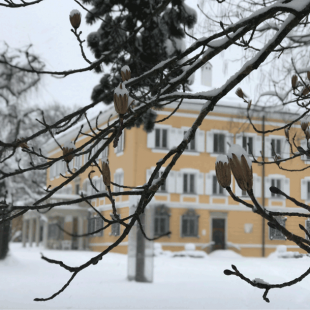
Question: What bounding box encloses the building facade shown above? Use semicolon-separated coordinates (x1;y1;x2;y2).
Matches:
22;99;310;257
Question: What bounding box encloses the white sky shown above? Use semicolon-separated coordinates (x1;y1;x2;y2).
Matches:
0;0;289;112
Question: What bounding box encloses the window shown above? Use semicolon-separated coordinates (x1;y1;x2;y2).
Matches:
114;173;123;192
154;171;166;192
74;155;81;169
75;183;80;195
184;130;195;151
271;138;281;157
271;179;282;198
154;205;170;236
155;128;168;149
48;223;59;239
116;132;124;153
183;173;195;194
213;133;225;153
212;175;224;195
308;181;310;200
269;216;286;240
305;220;310;240
241;189;248;196
242;136;253;155
181;209;199;237
111;215;120;236
88;216;104;236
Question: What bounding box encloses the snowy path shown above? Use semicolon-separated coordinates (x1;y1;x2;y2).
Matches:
0;243;310;309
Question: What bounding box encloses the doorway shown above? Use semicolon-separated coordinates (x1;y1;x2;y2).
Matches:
212;218;226;251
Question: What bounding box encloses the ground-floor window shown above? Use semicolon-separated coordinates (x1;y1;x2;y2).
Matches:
269;216;286;240
154;205;170;236
181;209;199;237
88;216;104;237
111;215;120;236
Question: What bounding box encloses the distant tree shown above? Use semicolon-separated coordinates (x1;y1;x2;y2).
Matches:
83;0;197;106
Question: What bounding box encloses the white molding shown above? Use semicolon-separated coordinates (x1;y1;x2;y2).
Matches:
152;149;169;154
181;194;198;203
116;151;124;157
210;196;228;204
89;242;128;246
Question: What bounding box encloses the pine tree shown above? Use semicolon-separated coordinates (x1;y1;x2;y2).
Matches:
83;0;197;115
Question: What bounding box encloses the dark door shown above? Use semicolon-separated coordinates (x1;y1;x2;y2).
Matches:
72;217;78;250
212;218;225;251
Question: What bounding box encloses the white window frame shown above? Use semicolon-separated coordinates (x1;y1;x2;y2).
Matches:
115;131;125;154
265;135;289;160
212;174;224;196
265;174;289;200
114;169;124;193
305;219;310;240
301;177;310;201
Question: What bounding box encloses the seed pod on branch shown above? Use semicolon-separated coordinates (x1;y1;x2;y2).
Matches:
16;137;29;149
291;75;298;89
114;83;129;117
62;141;76;163
301;119;308;132
69;9;81;30
235;87;245;99
307;71;310;80
101;158;111;187
227;144;253;192
215;155;231;188
302;87;310;96
306;127;310;141
120;65;131;82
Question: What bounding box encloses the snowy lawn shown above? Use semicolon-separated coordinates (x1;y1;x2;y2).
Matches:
1;243;310;309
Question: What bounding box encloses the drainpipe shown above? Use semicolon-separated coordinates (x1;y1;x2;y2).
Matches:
262;112;265;257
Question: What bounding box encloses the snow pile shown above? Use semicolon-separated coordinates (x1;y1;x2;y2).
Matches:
70;9;80;17
268;245;306;259
153;243;172;257
216;154;229;164
209;249;242;259
114;83;129;96
172;243;207;258
121;65;130;73
63;141;75;150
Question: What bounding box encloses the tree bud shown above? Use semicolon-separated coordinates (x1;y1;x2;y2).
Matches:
16;137;29;149
291;75;298;89
301;120;308;132
63;141;75;163
101;158;111;187
114;83;129;115
303;87;310;96
235;88;245;99
307;71;310;80
227;144;253;192
121;65;131;82
215;155;231;188
70;9;81;30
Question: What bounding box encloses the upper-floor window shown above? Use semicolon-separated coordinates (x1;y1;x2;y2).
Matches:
155;128;168;149
213;133;225;154
271;138;282;157
212;175;224;195
116;132;125;153
183;173;195;194
88;216;104;237
114;172;124;192
271;179;282;198
154;206;170;236
181;209;199;237
242;136;253;155
184;130;195;151
307;181;310;200
154;171;166;192
269;216;286;240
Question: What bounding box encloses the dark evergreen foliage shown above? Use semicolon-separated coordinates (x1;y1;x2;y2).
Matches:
83;0;197;107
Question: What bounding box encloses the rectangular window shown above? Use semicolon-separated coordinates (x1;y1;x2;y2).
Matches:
307;181;310;200
183;173;195;194
116;133;124;153
242;136;253;155
155;128;168;149
154;171;166;192
271;139;282;157
214;133;225;153
75;183;80;195
88;216;104;237
154;215;169;236
184;130;195;151
271;179;282;197
306;220;310;240
241;189;248;196
114;174;123;193
212;175;224;195
269;216;286;240
182;216;198;237
111;215;120;236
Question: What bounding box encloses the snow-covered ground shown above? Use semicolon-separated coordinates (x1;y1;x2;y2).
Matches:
1;243;310;309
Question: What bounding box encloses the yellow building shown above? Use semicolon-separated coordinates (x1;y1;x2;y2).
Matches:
21;98;310;257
